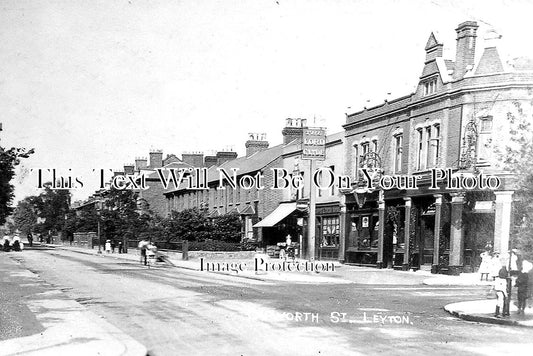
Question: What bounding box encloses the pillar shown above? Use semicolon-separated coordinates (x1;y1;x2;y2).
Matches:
402;197;411;270
377;190;385;269
493;191;513;254
449;193;464;275
338;195;347;264
431;194;443;274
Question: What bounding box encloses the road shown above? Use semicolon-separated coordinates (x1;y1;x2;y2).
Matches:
4;247;533;356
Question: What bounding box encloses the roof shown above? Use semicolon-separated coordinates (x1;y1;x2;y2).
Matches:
207;143;284;182
346;94;413;124
475;47;504;75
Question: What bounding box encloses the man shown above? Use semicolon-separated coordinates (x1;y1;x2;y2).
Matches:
27;232;33;247
138;238;149;266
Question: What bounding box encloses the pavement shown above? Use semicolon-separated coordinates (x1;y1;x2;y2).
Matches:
0;251;148;356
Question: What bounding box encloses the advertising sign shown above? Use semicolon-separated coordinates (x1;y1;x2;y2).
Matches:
302;127;326;160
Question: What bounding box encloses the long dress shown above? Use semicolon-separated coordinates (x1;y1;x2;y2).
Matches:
479;251;492;275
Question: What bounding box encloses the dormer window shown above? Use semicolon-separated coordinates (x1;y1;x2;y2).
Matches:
423;78;437;96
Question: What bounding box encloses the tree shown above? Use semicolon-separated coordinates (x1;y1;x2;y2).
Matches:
212;212;242;243
0;145;34;225
161;208;210;242
493;99;533;260
13;198;38;235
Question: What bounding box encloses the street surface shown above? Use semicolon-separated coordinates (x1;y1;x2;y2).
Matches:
2;247;533;356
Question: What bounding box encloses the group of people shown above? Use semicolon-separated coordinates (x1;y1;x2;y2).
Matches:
1;234;24;252
104;239;124;254
480;248;533;317
137;238;158;266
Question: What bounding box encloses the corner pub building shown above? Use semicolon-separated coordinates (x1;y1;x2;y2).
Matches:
339;21;533;273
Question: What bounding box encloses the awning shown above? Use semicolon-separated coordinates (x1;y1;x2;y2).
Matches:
253;202;297;228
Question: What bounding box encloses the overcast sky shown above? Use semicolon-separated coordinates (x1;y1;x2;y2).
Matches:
2;0;533;202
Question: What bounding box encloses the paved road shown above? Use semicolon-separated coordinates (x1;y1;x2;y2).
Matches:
6;248;533;356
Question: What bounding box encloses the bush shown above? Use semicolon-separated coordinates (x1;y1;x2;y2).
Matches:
188;240;257;252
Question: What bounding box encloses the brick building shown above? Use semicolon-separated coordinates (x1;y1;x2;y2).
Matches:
340;21;533;273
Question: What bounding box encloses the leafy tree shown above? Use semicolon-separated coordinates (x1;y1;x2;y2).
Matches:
0;145;34;225
212;212;242;243
162;208;210;242
13;198;38;234
493;99;533;260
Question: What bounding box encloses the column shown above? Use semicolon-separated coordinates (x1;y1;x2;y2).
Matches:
431;194;443;274
493;191;514;254
402;197;411;270
338;195;347;263
377;190;385;269
449;193;464;274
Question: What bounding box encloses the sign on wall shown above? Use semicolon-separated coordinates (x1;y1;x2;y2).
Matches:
302;127;326;160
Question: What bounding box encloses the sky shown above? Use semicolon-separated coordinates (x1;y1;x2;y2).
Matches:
2;0;533;202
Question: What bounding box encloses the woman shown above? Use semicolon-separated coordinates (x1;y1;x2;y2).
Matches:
479;250;492;281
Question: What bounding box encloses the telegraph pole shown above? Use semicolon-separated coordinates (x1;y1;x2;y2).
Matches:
308;159;316;261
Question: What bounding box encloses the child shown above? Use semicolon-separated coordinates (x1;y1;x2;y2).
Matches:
516;271;529;314
105;239;112;254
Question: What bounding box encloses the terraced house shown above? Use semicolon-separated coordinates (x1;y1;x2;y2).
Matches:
340;21;533;273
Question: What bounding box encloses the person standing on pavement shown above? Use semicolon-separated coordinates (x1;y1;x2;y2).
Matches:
490;253;501;281
515;271;529;314
494;266;509;318
27;232;33;247
105;239;112;254
479;250;492;281
118;241;123;254
138;238;149;265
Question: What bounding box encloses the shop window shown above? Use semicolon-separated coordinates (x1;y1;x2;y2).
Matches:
321;216;340;247
350;214;379;249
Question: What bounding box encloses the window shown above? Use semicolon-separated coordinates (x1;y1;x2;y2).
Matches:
478;116;493;162
423;78;437;96
361;142;370;156
353;145;359;179
431;124;441;167
320;216;340;247
372;140;378;153
394;134;403;173
416;128;424;170
425;126;432;168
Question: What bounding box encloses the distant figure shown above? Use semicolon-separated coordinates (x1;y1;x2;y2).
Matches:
118;241;123;254
12;240;21;252
286;234;292;246
105;240;112;253
147;241;157;266
38;233;43;243
138;238;149;265
493;266;509;318
111;240;116;253
27;232;33;247
3;237;11;252
515;271;529;314
479;251;492;281
490;253;501;281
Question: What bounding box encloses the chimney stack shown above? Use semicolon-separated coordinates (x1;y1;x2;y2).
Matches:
135;157;148;171
245;133;269;157
204;155;218;167
182;152;205;167
149;150;163;169
282;118;307;145
124;164;135;175
453;21;478;80
216;150;238;166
